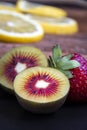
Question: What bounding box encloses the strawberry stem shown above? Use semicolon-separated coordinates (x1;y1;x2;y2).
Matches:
48;45;81;79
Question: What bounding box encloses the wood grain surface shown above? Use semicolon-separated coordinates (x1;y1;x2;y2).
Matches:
29;0;87;8
0;2;87;58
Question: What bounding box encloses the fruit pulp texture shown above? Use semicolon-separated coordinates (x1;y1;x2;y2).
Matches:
24;73;58;97
0;14;36;33
4;54;37;82
29;15;72;24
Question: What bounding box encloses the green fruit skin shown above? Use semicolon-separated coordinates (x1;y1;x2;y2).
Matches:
15;93;68;114
0;83;14;95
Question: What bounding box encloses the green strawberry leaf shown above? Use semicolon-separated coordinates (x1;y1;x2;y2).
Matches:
52;45;62;63
48;44;81;79
58;69;73;78
61;60;80;70
48;56;57;68
62;54;73;62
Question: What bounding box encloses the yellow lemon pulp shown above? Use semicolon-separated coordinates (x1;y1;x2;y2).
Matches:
0;10;44;43
27;14;78;34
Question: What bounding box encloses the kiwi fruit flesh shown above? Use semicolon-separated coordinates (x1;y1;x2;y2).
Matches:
0;46;48;92
14;67;70;113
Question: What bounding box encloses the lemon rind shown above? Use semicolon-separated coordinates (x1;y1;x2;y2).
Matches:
16;0;67;18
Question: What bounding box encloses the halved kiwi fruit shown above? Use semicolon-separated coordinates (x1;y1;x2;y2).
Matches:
14;67;70;113
0;46;48;92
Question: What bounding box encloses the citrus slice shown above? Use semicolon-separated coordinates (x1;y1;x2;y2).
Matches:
27;14;78;34
0;2;17;11
0;10;44;43
16;0;67;18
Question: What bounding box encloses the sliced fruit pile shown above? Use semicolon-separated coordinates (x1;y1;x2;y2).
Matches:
16;0;67;18
0;0;78;38
0;10;44;43
0;45;70;113
16;0;78;34
0;45;87;113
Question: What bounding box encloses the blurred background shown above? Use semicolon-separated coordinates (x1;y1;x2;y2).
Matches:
2;0;87;7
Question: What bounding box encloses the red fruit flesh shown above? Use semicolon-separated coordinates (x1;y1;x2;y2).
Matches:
4;54;37;82
68;53;87;102
25;73;58;97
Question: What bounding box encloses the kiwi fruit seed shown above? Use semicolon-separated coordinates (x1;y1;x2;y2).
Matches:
14;66;70;113
0;46;48;92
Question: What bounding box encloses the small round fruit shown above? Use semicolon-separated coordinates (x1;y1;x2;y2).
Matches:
0;46;48;92
14;67;70;113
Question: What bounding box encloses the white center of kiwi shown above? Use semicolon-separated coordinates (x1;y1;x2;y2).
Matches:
15;62;27;73
35;80;50;89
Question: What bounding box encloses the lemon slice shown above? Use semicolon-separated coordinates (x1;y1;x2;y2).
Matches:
27;14;78;34
0;10;44;43
16;0;67;18
0;2;17;11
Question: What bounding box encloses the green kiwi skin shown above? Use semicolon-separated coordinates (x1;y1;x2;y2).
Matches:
0;83;14;95
15;93;68;114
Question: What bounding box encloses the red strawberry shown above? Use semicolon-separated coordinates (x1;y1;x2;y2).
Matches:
68;53;87;102
48;45;87;103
